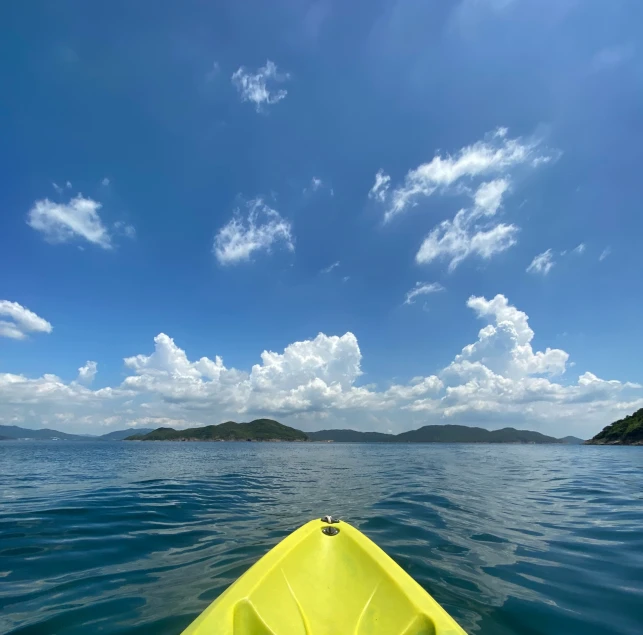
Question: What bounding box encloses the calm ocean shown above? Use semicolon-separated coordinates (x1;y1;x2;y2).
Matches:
1;441;641;634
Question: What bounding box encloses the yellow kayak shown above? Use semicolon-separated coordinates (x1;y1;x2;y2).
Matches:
183;516;467;635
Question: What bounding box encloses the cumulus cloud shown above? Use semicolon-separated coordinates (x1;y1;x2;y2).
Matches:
213;198;294;265
1;296;639;437
455;294;569;377
231;60;290;111
0;300;53;340
526;249;555;275
404;282;445;305
77;361;97;384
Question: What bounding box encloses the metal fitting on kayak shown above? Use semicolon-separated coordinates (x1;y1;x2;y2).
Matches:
321;515;339;524
322;526;340;536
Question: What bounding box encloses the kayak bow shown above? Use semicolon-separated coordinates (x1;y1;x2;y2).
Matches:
183;516;467;634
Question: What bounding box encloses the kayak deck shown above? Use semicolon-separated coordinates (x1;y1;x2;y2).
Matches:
183;518;467;635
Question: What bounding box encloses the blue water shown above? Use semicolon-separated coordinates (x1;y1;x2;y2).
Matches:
1;442;642;634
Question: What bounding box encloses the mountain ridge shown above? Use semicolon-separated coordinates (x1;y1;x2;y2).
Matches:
0;422;589;444
310;425;564;444
0;425;154;441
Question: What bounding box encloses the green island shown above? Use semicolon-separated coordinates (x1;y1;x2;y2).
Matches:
585;408;643;445
309;425;572;444
125;419;308;442
125;420;584;444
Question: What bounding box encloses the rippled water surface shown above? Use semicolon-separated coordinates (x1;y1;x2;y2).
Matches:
1;441;642;634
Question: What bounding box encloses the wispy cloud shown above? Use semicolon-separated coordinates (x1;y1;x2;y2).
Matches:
27;194;113;248
304;177;324;195
370;128;553;271
0;300;53;340
321;261;340;274
417;214;518;272
231;60;290;111
213;198;294;265
375;127;546;223
404;282;445;305
52;181;72;195
416;177;516;272
573;243;586;255
599;246;611;262
368;169;391;203
527;249;555;275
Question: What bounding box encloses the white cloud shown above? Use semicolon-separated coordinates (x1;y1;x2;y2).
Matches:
573;243;586;255
416;210;518;271
473;179;510;216
526;249;555;275
27;194;112;248
101;177;110;187
321;261;340;274
376;128;544;222
231;60;290;111
0;298;638;438
385;375;443;400
415;177;517;270
213;198;294;265
372;129;552;271
599;246;611;262
0;300;53;340
455;294;569;377
368;169;391;203
77;361;97;385
404;282;445;305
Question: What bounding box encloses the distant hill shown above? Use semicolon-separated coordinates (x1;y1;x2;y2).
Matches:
0;435;15;440
0;425;157;441
0;425;86;440
397;425;560;444
310;424;562;444
126;419;308;442
0;421;588;446
559;436;585;445
586;409;643;445
100;428;154;441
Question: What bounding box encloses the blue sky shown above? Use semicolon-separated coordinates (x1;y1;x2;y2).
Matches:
1;0;642;437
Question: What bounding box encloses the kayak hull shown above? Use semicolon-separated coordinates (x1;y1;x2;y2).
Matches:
183;518;467;635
